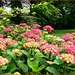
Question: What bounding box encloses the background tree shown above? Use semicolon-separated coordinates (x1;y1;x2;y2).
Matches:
30;1;62;29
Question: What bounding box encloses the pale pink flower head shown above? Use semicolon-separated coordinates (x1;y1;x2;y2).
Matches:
57;53;75;63
72;32;75;35
40;44;61;54
3;28;11;32
0;34;4;38
0;43;6;51
0;56;9;67
33;24;41;28
12;49;22;56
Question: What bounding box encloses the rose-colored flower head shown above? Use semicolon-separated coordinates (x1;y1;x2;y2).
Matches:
33;24;41;28
43;25;54;32
0;34;4;38
3;28;11;32
40;44;61;54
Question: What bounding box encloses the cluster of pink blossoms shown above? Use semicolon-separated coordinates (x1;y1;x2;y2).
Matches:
43;25;54;32
72;32;75;35
65;45;75;55
5;38;18;45
19;31;40;41
52;38;65;45
57;53;75;63
30;29;42;34
0;34;4;38
33;24;41;28
14;25;19;28
0;43;6;51
40;44;61;54
19;23;29;29
3;28;11;32
39;40;48;45
61;33;75;44
0;56;9;67
12;49;22;56
25;38;35;42
23;41;40;48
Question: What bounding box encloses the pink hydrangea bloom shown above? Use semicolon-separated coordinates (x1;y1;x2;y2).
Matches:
5;38;18;45
0;43;6;51
19;23;27;26
33;24;41;28
65;45;75;55
19;23;29;29
0;56;9;67
3;28;11;31
14;25;19;27
40;44;61;54
43;25;54;32
57;53;75;63
23;41;41;48
0;34;4;38
30;29;42;34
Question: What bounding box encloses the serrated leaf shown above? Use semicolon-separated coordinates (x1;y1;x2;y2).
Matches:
35;53;45;58
1;66;7;70
17;60;28;73
21;50;31;58
12;43;18;48
46;66;59;74
53;59;64;65
27;58;45;72
7;51;16;61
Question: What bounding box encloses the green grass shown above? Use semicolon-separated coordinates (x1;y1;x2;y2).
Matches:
50;29;75;38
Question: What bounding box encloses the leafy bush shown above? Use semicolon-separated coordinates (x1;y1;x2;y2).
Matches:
0;23;75;74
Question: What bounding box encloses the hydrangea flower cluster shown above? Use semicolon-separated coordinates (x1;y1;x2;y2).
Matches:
3;28;11;32
39;40;48;45
52;38;65;45
0;38;6;44
57;53;75;63
61;41;74;49
65;45;75;55
23;41;40;48
12;49;22;56
11;31;17;34
0;56;9;67
30;29;42;34
72;32;75;35
40;44;61;54
61;33;73;42
0;34;4;38
25;38;35;42
19;31;40;41
33;24;41;28
5;38;18;45
43;25;54;32
19;23;29;29
0;43;7;51
14;25;19;28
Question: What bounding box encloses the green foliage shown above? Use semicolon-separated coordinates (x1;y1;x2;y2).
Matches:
31;1;62;27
